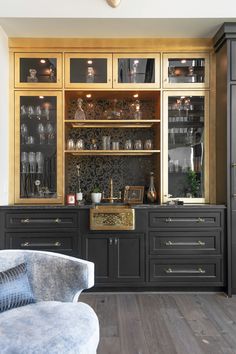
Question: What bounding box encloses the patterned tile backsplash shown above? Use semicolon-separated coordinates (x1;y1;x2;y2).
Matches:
67;155;158;202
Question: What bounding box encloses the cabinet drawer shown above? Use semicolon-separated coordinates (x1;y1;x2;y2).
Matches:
149;258;222;283
149;211;221;228
6;212;78;229
149;230;222;255
5;232;78;255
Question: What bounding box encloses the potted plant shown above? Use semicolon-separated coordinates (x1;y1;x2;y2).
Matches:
91;186;102;203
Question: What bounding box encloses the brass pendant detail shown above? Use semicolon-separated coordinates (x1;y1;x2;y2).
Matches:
90;207;135;230
106;0;121;8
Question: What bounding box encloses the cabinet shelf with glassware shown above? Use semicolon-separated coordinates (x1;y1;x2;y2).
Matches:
15;91;63;204
64;90;160;155
64;90;160;203
162;53;209;89
14;53;62;89
162;91;209;204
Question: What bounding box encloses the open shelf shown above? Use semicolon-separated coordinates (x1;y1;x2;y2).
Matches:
65;119;160;128
65;149;160;156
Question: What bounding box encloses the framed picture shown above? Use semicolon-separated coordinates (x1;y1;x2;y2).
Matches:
123;186;144;204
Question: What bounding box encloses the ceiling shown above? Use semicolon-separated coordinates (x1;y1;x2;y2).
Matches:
0;18;236;38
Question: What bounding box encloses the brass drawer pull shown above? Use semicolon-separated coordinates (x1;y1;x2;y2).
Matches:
21;241;62;247
165;267;206;274
165;240;206;246
20;218;62;224
165;217;172;223
21;218;30;224
165;217;205;223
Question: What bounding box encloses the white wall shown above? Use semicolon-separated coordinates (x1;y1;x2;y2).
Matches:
0;26;9;205
0;0;236;18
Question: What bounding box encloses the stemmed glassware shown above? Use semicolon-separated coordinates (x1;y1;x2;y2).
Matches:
36;152;44;174
28;152;36;173
35;106;42;120
45;122;54;144
20;123;28;144
37;123;45;144
21;152;29;173
27;105;34;119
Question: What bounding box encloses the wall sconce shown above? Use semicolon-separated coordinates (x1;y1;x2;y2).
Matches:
106;0;121;8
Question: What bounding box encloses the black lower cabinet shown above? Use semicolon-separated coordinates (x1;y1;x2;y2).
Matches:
84;233;145;286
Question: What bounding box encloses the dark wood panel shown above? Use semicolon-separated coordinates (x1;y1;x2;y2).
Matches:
149;230;222;255
84;235;113;282
149;258;223;284
5;231;78;256
116;234;145;282
149;211;221;228
5;211;78;229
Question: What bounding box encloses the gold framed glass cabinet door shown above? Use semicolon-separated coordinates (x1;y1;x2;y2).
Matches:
15;53;62;89
14;91;63;204
162;91;209;204
64;53;113;89
162;53;209;89
113;53;161;89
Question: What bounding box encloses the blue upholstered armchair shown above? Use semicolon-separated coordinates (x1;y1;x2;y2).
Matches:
0;250;99;354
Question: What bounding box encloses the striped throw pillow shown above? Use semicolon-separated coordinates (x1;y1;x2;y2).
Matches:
0;263;35;313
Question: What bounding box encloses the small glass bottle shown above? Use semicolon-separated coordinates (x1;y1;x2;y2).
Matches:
147;172;157;203
134;100;142;120
90;138;98;150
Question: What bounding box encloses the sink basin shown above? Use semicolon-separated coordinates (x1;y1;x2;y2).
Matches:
90;205;135;231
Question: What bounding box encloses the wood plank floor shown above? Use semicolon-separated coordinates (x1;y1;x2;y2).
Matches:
80;293;236;354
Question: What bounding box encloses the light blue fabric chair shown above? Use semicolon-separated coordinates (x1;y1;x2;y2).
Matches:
0;250;99;354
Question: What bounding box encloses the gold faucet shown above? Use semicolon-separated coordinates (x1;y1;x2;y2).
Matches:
102;177;122;203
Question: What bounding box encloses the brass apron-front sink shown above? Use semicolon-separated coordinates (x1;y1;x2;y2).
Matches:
90;205;135;231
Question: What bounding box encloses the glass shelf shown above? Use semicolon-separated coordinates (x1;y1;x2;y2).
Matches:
65;150;160;156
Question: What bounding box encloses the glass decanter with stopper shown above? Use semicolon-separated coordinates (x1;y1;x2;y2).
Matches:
74;98;86;120
147;172;157;203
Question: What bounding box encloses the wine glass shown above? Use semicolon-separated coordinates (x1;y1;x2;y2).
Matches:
27;105;35;119
37;123;45;144
21;152;29;173
28;152;36;173
20;105;27;116
45;122;54;144
36;152;44;174
35;106;42;120
20;123;28;144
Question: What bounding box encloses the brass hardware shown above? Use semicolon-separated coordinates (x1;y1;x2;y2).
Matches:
21;241;61;247
55;218;61;223
165;267;206;274
106;0;121;8
197;217;205;223
90;205;135;231
102;177;122;203
109;238;113;246
165;217;172;223
114;238;118;245
165;240;206;246
21;218;30;223
232;163;236;167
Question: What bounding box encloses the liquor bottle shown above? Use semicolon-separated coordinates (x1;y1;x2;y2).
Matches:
147;172;157;203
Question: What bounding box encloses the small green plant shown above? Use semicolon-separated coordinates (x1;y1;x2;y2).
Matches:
92;186;101;193
186;169;200;197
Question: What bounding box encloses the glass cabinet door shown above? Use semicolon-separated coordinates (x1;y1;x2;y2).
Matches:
15;53;62;88
65;53;112;88
113;54;160;89
15;91;63;204
163;91;209;203
163;53;209;88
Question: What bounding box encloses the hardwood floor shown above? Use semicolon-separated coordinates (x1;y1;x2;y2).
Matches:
80;293;236;354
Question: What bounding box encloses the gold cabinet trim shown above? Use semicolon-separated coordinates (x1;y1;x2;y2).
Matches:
14;90;64;204
64;53;113;89
90;207;135;230
162;52;210;89
14;52;63;89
